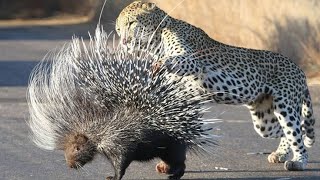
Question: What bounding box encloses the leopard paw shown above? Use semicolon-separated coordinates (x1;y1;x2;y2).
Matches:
268;152;289;163
284;160;305;171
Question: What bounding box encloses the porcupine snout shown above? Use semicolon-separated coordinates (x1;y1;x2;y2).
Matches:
63;133;97;169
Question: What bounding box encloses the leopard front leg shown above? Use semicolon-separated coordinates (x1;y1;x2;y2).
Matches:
268;137;291;163
273;99;307;171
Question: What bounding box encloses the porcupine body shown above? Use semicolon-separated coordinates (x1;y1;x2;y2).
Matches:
27;26;218;180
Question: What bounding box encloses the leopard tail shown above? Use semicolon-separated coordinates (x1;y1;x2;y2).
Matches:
302;87;315;148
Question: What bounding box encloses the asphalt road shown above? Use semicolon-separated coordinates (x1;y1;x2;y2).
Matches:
0;23;319;180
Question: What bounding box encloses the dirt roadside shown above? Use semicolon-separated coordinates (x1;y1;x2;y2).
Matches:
0;15;90;27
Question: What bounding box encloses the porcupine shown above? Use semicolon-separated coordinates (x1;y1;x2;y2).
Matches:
27;26;218;180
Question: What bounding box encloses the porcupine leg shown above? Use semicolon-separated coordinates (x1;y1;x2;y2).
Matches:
158;143;187;180
106;156;131;180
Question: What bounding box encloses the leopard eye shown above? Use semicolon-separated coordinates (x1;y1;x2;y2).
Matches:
75;146;80;152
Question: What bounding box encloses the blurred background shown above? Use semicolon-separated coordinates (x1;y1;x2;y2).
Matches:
0;0;319;82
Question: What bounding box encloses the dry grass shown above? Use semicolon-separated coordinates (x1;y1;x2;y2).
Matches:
0;15;90;27
298;30;320;79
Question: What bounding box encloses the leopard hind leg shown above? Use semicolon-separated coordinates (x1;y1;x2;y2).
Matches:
248;94;290;163
248;94;284;139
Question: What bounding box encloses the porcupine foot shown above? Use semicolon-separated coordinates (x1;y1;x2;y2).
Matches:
168;164;185;180
156;161;185;179
157;143;186;179
156;161;170;174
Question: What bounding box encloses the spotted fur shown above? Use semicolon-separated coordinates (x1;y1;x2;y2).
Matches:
116;1;316;171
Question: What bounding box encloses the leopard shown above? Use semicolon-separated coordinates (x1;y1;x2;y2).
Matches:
115;1;316;171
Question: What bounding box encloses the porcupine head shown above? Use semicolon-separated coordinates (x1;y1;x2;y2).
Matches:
62;132;96;169
27;25;218;180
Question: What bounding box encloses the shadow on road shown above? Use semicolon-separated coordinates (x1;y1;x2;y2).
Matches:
186;167;320;174
0;21;118;87
184;177;320;180
0;23;103;40
185;167;320;179
0;61;38;86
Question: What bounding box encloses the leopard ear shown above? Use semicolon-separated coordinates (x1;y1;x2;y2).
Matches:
141;2;156;11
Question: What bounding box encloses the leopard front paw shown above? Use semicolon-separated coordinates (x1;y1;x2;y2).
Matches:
268;152;289;163
106;176;113;180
